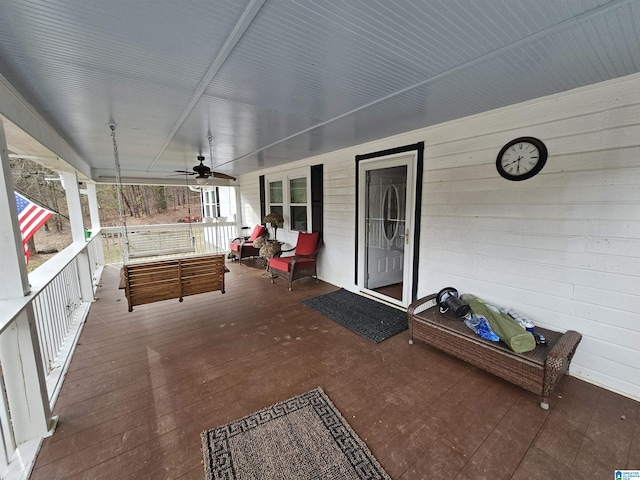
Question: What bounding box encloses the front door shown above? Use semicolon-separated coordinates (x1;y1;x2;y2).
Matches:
358;153;416;308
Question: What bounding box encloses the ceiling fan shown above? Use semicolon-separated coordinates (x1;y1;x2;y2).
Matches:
173;155;236;182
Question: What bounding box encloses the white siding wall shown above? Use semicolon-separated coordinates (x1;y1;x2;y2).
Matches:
238;73;640;402
318;160;358;289
238;180;261;229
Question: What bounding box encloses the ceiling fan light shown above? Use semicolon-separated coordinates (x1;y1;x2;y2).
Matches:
195;176;208;186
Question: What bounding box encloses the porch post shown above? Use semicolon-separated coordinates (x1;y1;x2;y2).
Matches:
86;182;101;233
85;181;105;267
60;170;94;302
0;127;30;298
0;120;53;443
235;186;244;235
0;312;53;443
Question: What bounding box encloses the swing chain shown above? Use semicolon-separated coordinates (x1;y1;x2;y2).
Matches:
208;133;222;251
111;124;129;264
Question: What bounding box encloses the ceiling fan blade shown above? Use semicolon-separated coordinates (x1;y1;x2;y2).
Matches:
171;165;234;181
209;171;236;181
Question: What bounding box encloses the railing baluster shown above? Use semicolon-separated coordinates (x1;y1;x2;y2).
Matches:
28;239;99;393
0;370;16;472
63;263;72;332
42;288;55;370
52;277;64;354
0;234;105;478
100;222;237;262
43;288;55;370
33;296;50;371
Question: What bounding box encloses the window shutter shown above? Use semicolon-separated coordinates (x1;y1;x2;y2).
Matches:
311;164;323;238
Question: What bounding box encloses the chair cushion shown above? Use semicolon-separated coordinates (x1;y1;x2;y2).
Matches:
269;256;316;272
230;242;244;252
249;225;267;241
295;232;319;256
230;241;257;252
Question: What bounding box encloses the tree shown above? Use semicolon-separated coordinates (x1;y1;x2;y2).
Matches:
11;158;204;228
10;158;67;238
152;186;167;213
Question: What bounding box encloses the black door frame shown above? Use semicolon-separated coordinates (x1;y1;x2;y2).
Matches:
355;142;424;304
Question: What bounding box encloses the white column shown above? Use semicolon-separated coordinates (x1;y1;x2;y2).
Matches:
0;121;52;443
86;182;101;233
60;171;94;302
235;186;244;235
61;171;86;243
0;122;30;298
85;182;105;272
0;311;52;443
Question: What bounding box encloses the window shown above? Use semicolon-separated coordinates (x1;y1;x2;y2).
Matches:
201;186;237;220
266;169;311;233
268;180;284;227
201;187;221;218
289;177;307;231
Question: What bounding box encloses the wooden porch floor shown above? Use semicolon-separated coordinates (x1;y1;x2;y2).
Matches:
31;260;639;479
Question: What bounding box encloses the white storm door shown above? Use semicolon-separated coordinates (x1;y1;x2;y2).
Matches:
358;153;415;307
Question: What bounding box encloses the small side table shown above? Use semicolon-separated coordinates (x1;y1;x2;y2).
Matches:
260;241;283;273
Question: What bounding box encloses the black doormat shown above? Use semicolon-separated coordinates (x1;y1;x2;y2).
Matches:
302;289;407;343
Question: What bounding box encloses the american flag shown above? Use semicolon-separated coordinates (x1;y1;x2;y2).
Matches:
14;192;54;263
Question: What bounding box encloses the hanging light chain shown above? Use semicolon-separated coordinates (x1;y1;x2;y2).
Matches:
208;133;222;251
208;133;214;171
111;124;129;264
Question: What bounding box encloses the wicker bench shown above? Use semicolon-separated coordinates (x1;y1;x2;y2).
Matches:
408;293;582;409
123;254;227;312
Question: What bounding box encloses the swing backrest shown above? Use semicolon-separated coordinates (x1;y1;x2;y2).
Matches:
128;228;195;259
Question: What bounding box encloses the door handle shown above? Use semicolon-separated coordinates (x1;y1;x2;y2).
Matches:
404;228;409;244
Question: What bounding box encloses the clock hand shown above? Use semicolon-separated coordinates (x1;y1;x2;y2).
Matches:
504;155;523;168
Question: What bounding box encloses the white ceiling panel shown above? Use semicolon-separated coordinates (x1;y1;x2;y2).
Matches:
0;0;639;182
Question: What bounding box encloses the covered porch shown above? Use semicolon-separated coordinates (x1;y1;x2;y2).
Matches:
1;1;640;477
28;261;640;479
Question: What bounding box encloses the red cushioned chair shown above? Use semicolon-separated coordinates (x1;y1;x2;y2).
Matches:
268;232;321;290
229;224;267;263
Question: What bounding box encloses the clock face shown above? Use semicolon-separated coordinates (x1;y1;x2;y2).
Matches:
496;137;547;181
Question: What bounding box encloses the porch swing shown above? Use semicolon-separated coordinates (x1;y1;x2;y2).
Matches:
112;125;227;312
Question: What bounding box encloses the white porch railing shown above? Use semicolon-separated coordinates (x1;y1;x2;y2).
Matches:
0;233;103;480
0;221;239;479
101;221;238;264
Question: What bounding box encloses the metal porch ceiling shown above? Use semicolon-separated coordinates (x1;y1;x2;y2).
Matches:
0;0;639;183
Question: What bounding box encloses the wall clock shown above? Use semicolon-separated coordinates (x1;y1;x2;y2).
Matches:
496;137;547;181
